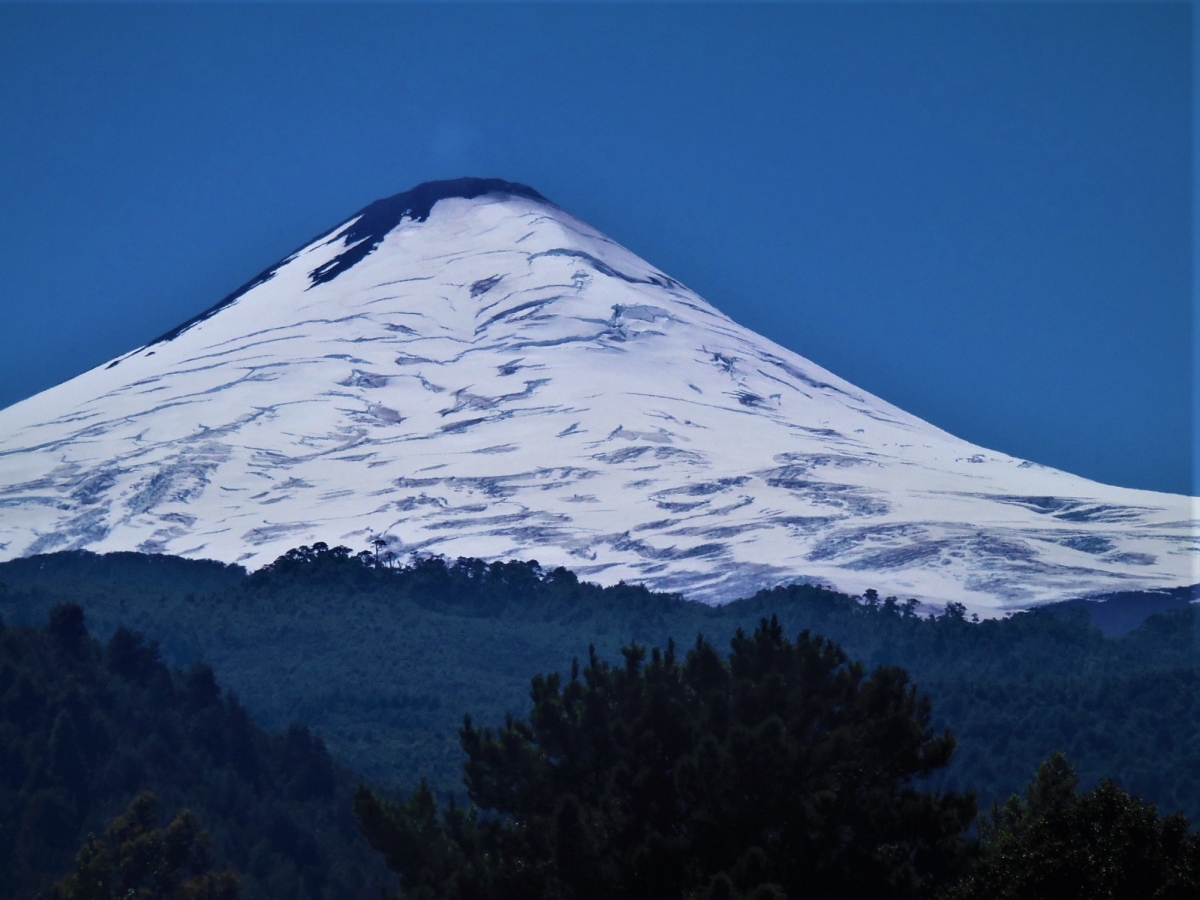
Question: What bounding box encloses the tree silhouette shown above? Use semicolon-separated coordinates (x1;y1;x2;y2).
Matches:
356;617;975;900
945;751;1200;900
49;792;240;900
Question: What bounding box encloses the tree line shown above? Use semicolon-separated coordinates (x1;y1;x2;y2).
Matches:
1;546;1193;819
0;546;1196;898
0;604;386;900
14;605;1197;900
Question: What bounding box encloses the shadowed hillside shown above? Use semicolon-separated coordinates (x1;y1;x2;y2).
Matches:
1;548;1196;821
0;602;387;900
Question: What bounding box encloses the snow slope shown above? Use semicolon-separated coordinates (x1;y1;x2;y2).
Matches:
0;178;1195;611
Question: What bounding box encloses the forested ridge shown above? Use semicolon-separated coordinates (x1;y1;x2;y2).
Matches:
0;546;1196;899
1;547;1194;819
0;603;387;900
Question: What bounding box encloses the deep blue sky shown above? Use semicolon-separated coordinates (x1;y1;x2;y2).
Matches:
0;3;1192;496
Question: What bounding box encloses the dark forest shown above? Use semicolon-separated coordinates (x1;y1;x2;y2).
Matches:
1;547;1195;898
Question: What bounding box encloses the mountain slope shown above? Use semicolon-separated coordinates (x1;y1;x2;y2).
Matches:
0;178;1194;610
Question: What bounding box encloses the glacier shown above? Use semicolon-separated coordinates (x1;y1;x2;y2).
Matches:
0;177;1195;612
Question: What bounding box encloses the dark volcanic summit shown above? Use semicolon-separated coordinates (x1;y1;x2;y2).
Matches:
308;178;552;286
149;178;551;348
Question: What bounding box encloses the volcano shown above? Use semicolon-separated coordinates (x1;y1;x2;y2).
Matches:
0;178;1194;611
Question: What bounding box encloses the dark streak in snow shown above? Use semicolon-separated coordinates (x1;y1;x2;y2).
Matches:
470;275;505;297
144;179;551;349
528;248;682;290
310;179;550;287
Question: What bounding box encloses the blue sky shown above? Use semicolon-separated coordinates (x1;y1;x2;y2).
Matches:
0;3;1192;496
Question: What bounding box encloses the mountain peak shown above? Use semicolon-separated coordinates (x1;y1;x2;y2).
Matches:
355;177;551;226
147;178;551;348
309;178;552;287
1;183;1194;612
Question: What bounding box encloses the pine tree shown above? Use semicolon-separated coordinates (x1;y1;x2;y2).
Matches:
944;751;1200;899
49;792;241;900
356;617;975;900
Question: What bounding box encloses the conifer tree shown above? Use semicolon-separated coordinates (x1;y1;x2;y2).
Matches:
356;617;975;900
944;751;1200;900
49;792;240;900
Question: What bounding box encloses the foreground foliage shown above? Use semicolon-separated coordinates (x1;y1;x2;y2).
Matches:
355;618;976;900
2;558;1195;900
0;547;1195;819
0;605;385;900
49;792;239;900
945;751;1200;900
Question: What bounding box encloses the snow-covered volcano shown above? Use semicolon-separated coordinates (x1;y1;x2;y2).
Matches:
0;178;1194;611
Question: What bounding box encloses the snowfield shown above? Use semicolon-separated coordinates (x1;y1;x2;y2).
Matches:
0;179;1195;612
